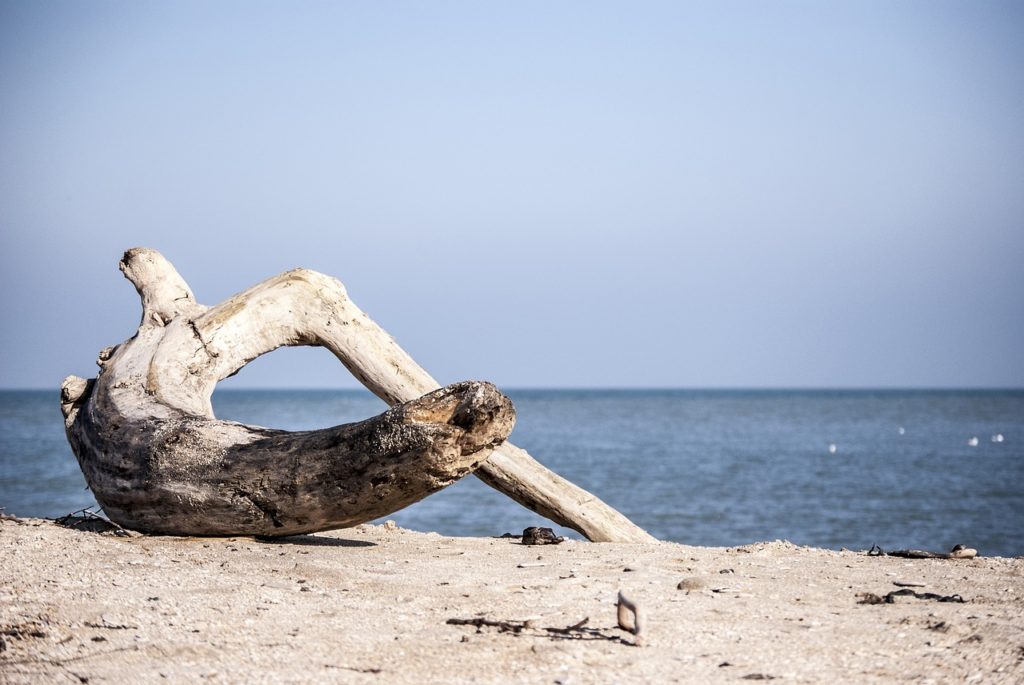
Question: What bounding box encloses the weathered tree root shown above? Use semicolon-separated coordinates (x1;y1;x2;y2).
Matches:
61;249;655;541
64;375;513;536
61;250;515;536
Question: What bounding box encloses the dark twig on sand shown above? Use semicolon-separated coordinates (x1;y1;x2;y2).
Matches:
857;589;966;605
446;616;630;644
447;617;526;634
867;544;977;559
54;507;132;537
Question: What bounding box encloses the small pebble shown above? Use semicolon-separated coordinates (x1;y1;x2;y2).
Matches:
677;577;706;592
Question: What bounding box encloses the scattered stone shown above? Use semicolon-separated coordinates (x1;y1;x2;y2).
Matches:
522;527;563;545
677;577;706;592
949;545;978;559
616;591;645;647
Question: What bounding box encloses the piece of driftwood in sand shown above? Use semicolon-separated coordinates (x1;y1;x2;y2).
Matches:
61;248;655;542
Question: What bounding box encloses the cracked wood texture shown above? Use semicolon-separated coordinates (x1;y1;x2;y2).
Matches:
61;248;655;542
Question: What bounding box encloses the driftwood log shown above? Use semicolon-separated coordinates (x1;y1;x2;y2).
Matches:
61;249;655;542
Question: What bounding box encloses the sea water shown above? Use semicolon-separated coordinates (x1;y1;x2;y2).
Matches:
1;389;1021;556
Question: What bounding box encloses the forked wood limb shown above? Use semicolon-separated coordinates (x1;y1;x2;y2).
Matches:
62;248;655;541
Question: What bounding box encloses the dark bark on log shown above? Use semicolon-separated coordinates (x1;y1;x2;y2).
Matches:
64;378;512;536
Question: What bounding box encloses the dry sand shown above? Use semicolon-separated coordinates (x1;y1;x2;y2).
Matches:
2;516;1022;684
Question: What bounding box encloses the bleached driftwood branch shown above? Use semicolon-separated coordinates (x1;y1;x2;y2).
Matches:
62;248;655;542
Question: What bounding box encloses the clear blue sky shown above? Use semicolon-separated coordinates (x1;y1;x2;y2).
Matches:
2;1;1022;389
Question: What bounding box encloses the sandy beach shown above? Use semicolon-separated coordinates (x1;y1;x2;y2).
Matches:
2;516;1022;684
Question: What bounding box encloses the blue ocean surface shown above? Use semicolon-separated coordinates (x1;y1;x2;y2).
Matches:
1;389;1021;557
